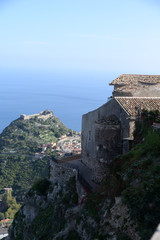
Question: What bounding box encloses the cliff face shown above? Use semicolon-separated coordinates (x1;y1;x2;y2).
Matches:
9;177;80;240
8;178;139;240
8;116;160;240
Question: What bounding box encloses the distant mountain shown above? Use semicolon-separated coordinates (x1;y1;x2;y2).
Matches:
0;110;73;198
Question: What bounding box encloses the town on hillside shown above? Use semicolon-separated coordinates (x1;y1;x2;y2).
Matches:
35;132;81;159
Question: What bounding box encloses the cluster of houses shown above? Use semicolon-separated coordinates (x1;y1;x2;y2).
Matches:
0;189;13;239
35;133;81;158
59;137;81;154
0;218;13;239
54;134;81;158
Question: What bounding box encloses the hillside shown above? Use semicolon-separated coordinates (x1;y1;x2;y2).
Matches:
0;110;72;154
0;110;73;198
8;114;160;240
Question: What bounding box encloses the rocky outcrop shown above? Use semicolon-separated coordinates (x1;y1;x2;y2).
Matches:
8;177;79;240
8;176;140;240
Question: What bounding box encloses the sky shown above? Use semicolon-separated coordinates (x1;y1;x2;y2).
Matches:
0;0;160;74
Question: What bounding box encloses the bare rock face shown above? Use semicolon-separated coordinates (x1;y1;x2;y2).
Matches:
8;177;142;240
8;177;80;240
108;197;140;240
151;225;160;240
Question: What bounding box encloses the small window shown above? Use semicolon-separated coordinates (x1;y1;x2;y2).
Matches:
99;144;103;150
88;131;91;141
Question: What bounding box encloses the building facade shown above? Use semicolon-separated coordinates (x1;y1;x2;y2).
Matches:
82;75;160;182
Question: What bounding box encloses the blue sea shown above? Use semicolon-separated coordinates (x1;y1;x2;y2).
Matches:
0;69;117;133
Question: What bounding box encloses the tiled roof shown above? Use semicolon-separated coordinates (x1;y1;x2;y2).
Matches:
110;74;160;85
115;97;160;116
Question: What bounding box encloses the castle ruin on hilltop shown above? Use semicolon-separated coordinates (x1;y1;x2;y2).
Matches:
82;74;160;182
20;110;53;121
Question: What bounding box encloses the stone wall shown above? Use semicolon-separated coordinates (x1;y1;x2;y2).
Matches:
95;122;121;163
82;98;131;182
113;82;160;97
50;160;77;184
20;110;53;121
49;160;87;200
110;74;160;97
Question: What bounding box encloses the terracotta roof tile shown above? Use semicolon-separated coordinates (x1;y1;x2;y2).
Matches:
115;97;160;116
110;74;160;85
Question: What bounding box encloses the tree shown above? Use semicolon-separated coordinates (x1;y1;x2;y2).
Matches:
2;191;21;219
0;212;4;221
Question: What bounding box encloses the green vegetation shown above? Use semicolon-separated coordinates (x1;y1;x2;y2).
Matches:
61;176;78;207
8;109;160;239
0;212;4;221
30;177;78;240
83;192;102;223
10;177;78;240
117;232;131;240
0;113;72;154
0;191;21;219
0;154;50;199
66;230;81;240
0;112;73;198
28;178;51;197
103;111;160;239
31;203;58;240
10;210;25;240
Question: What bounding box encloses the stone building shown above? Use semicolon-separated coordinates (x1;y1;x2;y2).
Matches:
82;74;160;182
110;74;160;97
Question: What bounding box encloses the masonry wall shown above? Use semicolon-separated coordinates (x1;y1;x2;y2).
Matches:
20;111;53;121
50;160;77;184
113;83;160;97
82;99;130;182
95;123;121;163
49;160;87;200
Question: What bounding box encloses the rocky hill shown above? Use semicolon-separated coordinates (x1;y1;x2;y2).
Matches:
8;116;160;240
0;110;73;198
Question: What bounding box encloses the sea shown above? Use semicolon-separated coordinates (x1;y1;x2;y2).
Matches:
0;69;118;133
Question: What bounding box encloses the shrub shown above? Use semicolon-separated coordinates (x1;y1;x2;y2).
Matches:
31;178;51;196
122;165;160;239
0;212;4;220
143;130;160;155
117;232;131;240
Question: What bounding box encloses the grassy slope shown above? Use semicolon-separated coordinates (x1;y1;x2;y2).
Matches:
0;113;72;198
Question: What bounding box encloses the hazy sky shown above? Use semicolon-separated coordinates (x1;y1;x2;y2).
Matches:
0;0;160;74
